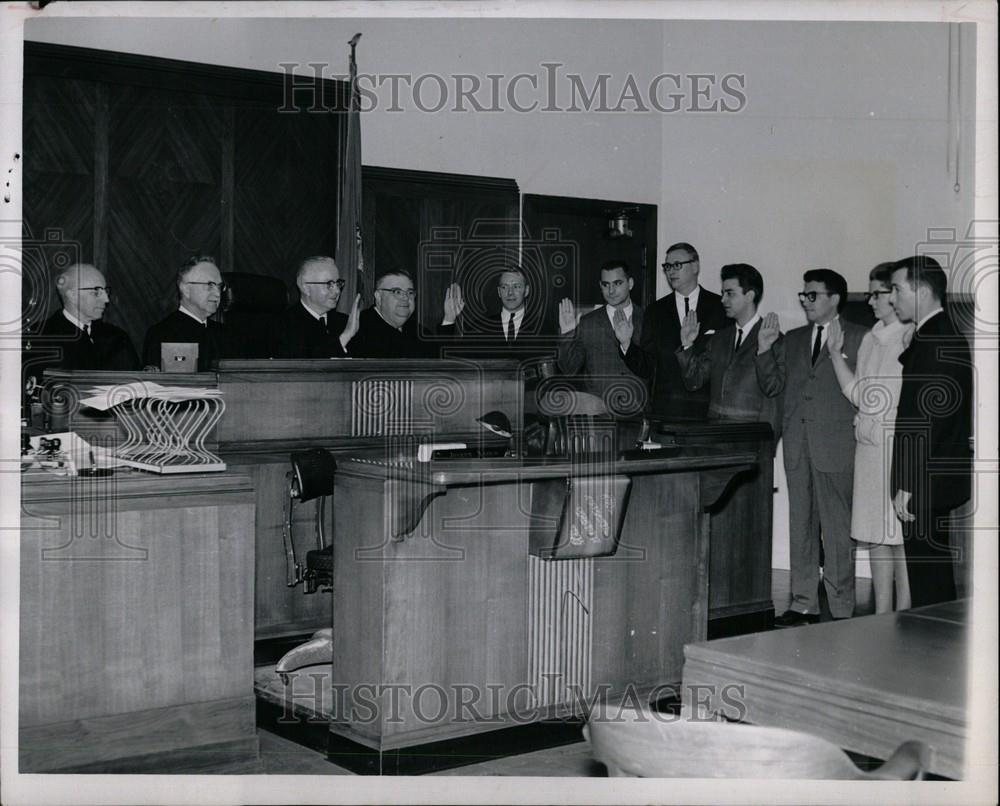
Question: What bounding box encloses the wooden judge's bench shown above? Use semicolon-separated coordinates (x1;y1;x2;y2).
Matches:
25;360;774;773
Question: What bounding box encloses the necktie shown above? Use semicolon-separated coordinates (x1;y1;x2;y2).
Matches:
506;313;515;343
320;314;328;333
811;325;824;365
734;328;743;352
83;324;93;342
684;296;690;315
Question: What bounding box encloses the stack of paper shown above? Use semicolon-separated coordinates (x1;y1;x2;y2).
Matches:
80;381;223;411
79;382;227;474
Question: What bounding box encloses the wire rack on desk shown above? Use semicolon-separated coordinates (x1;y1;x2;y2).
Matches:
112;394;227;473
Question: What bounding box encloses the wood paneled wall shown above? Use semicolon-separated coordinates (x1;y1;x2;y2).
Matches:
361;167;520;333
23;43;347;353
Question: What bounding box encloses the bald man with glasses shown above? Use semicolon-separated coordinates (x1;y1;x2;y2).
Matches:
275;256;361;358
142;256;233;372
23;262;140;384
351;270;463;359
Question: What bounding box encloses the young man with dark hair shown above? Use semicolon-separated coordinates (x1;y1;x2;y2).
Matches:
888;255;973;606
757;268;867;625
675;263;782;435
557;260;645;415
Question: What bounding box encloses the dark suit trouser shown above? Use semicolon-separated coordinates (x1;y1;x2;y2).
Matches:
785;438;856;618
904;506;958;607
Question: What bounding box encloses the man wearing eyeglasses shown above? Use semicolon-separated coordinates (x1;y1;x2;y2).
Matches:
274;256;361;358
23;262;140;384
351;270;464;359
756;268;866;626
557;260;646;416
626;243;727;419
142;256;232;371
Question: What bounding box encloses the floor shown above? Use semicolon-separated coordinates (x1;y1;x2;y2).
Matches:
244;570;875;776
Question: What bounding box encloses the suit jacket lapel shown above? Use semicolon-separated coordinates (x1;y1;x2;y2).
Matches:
663;292;681;331
694;286;714;322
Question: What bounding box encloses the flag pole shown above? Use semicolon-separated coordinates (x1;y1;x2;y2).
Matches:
336;33;366;311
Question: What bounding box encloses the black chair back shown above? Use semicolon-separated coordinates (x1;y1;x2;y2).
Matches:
218;272;288;358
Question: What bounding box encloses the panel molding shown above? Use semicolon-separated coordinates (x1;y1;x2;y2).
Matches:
364;165;519;198
25;41;348;108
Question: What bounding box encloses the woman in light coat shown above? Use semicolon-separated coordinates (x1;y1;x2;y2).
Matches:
828;263;913;613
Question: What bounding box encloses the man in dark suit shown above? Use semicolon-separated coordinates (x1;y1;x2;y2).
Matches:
627;242;727;419
557;260;645;416
675;263;783;437
350;270;463;359
142;256;232;372
757;269;867;625
274;256;360;358
494;267;534;347
888;256;972;607
23;262;140;384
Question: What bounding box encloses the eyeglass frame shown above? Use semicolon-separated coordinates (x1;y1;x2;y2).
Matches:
797;291;835;303
863;289;892;303
76;286;112;297
305;280;346;291
184;280;228;293
377;286;417;299
662;258;698;271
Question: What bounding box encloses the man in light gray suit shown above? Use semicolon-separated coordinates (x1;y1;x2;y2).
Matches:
757;269;866;625
557;260;646;416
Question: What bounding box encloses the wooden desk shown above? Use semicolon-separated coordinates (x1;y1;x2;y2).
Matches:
327;448;754;755
681;600;969;778
20;470;258;772
44;360;522;640
656;422;775;632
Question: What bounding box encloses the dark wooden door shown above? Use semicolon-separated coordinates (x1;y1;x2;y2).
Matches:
522;194;657;335
361;167;520;335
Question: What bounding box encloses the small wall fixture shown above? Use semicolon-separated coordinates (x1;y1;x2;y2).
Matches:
607;207;639;239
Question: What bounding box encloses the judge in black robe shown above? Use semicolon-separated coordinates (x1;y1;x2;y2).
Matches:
22;263;139;385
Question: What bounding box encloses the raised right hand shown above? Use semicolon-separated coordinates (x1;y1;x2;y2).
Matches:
558;298;577;335
757;312;781;353
826;318;844;355
679;310;700;349
340;293;362;346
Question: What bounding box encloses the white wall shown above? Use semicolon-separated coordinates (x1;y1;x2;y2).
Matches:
650;21;976;576
25;16;978;580
24;17;664;206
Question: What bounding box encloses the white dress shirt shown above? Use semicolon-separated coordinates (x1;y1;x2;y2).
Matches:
674;286;702;323
502;308;525;341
